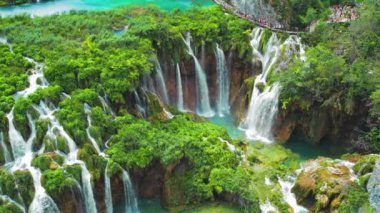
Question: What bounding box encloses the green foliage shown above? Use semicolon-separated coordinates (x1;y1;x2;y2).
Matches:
41;168;77;197
338;184;374;212
0;43;30;122
13;170;34;207
364;128;380;152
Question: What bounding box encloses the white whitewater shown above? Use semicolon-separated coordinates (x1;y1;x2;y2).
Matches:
0;37;97;213
241;28;305;143
99;95;115;116
84;104;102;154
215;43;230;117
134;90;147;118
0;131;12;163
183;32;214;117
154;59;169;104
278;176;308;213
176;63;185;111
260;198;278;213
104;162;113;213
122;169;139;213
0;194;26;212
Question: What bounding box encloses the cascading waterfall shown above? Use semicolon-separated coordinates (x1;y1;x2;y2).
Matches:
260;198;278;213
176;63;185;111
134;90;147;118
99;95;115;116
0;38;100;213
122;169;139;213
215;44;230;117
278;176;308;213
241;28;305;143
0;194;25;212
154;58;169;104
84;104;102;154
35;102;98;213
183;32;214;117
0;131;12;163
104;162;113;213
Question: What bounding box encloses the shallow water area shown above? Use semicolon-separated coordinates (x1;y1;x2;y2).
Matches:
0;0;214;16
209;115;346;161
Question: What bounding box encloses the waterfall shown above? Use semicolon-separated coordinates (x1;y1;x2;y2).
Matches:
176;63;185;111
0;194;25;212
28;167;60;213
241;28;304;143
99;95;115;116
278;176;308;213
1;39;101;213
104;162;113;213
260;198;278;213
134;90;147;118
0;131;12;163
79;163;97;213
154;59;169;104
84;104;102;154
7;110;26;161
183;32;214;117
122;169;139;213
215;44;230;117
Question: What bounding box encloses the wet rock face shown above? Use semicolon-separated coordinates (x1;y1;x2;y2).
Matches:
57;185;85;213
292;158;356;212
367;160;380;212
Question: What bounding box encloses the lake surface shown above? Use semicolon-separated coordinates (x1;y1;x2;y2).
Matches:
208;116;346;161
0;0;214;16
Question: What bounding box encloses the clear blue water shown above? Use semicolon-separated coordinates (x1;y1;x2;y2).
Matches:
0;0;214;16
208;115;345;161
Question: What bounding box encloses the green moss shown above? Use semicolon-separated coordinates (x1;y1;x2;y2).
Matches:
0;169;19;202
353;155;380;176
41;168;77;199
65;164;82;183
33;119;49;151
57;135;69;154
338;184;374;212
32;153;64;171
78;143;107;181
13;170;34;207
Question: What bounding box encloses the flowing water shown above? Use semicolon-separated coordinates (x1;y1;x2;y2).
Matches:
240;28;305;143
278;176;308;213
0;0;213;16
176;63;185;111
0;131;12;163
154;59;170;104
104;162;113;213
215;44;230;117
134;90;147;118
122;169;139;213
183;32;214;117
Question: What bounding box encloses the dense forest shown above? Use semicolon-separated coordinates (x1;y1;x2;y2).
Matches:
0;0;379;212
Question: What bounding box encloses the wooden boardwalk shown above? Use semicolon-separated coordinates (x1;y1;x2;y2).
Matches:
213;0;305;35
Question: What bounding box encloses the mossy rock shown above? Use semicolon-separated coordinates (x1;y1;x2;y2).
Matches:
352;155;380;176
32;153;64;171
43;137;56;152
57;135;69;154
0;169;19;202
14;170;35;208
65;164;82;183
0;198;24;213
